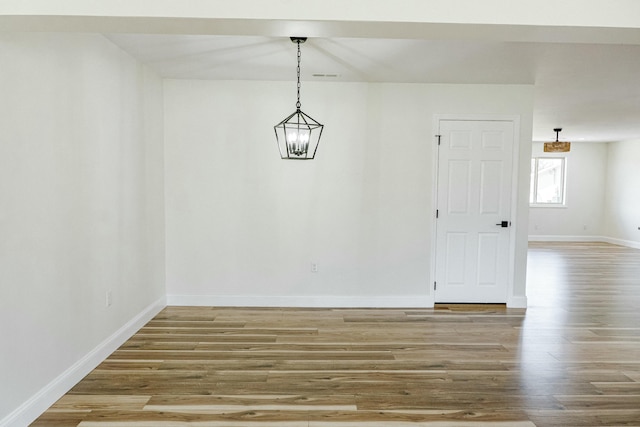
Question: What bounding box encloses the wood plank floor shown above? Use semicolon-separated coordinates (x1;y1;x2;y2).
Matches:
33;242;640;426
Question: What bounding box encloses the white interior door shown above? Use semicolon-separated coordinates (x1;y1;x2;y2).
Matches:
434;119;514;303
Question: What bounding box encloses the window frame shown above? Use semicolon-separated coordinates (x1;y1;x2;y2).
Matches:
530;156;567;207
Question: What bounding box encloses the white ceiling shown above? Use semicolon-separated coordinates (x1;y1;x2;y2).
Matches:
3;1;639;144
105;33;640;143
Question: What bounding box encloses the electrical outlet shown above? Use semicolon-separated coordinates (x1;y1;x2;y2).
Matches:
311;262;318;273
106;290;112;307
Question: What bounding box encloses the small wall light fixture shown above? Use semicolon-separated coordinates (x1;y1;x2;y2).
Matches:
274;37;324;160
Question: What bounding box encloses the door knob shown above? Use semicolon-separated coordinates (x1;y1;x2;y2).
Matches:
496;221;510;228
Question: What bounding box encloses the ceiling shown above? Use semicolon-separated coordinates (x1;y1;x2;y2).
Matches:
2;1;639;144
105;33;640;143
3;2;640;143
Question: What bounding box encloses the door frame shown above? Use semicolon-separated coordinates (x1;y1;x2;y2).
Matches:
429;114;522;307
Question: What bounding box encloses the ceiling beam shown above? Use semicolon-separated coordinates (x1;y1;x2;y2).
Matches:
2;0;640;45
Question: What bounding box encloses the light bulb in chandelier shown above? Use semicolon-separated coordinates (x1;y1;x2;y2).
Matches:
286;127;311;156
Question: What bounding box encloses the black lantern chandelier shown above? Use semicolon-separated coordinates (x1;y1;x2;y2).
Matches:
274;37;324;160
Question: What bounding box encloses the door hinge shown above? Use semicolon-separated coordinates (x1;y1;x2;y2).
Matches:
436;135;441;145
436;209;439;219
434;281;437;290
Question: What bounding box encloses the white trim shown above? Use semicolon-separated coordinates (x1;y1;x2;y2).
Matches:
167;295;433;308
0;297;166;427
506;116;522;309
507;295;528;308
528;235;606;242
602;236;640;250
429;123;440;306
528;235;640;249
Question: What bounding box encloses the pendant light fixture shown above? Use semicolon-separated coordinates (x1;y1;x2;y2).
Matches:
274;37;324;160
544;128;571;152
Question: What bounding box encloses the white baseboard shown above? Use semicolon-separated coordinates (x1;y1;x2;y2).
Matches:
528;235;606;242
528;235;640;250
602;236;640;250
167;294;434;308
0;297;166;427
168;294;530;308
507;295;528;308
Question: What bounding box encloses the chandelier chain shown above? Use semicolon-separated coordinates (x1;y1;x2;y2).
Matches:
296;40;301;110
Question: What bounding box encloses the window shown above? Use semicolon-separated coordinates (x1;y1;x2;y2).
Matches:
530;157;566;206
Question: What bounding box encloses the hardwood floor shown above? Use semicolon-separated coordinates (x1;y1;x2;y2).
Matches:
33;242;640;426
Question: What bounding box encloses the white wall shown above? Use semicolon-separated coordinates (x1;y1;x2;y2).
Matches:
0;33;165;425
529;142;608;239
164;80;534;308
0;32;534;424
604;139;640;246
